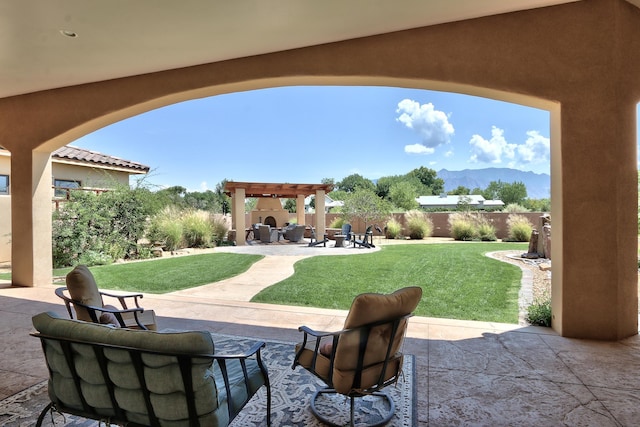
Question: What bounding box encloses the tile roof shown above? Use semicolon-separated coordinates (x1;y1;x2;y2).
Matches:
52;145;149;173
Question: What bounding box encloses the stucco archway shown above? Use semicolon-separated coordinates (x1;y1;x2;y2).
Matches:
2;0;638;340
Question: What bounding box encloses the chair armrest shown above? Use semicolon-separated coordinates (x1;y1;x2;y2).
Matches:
211;341;266;360
98;289;144;309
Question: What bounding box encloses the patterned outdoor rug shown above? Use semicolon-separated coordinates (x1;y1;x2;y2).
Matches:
0;333;415;426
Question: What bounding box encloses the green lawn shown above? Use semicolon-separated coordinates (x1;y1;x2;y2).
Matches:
26;253;263;293
251;242;527;323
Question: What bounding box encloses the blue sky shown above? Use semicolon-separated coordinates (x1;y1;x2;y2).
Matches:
72;86;558;192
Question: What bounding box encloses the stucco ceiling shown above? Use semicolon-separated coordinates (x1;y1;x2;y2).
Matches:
0;0;582;100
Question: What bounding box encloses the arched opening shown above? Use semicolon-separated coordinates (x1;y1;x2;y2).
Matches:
61;85;553;326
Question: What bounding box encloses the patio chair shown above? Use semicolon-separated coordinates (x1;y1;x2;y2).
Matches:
284;224;306;242
55;265;157;330
308;225;328;247
293;286;422;426
334;223;352;247
259;224;281;243
352;225;374;248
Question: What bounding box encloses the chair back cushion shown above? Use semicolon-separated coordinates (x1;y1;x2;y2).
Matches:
333;286;422;393
32;311;222;426
66;265;103;321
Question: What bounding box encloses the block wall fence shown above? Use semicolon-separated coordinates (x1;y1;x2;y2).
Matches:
243;211;547;240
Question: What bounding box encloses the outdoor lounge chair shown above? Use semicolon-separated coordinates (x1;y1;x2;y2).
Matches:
284;224;306;242
308;226;328;247
259;224;280;243
293;287;422;426
55;265;157;330
352;225;374;248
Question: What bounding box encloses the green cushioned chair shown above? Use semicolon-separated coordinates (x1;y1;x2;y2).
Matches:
31;312;271;427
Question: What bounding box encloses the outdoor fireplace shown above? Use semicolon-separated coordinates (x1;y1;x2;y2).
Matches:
251;197;289;227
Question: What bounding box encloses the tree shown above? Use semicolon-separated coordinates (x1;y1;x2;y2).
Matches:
389;181;419;210
283;198;297;213
408;167;444;195
336;173;375;193
448;185;471;195
499;181;528;205
341;189;391;227
214;179;231;215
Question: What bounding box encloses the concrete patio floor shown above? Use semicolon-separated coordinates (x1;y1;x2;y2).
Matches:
1;239;639;425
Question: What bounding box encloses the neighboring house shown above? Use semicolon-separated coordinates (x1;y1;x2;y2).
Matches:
416;194;504;210
304;194;344;213
0;145;149;263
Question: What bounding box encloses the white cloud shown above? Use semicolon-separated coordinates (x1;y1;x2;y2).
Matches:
469;126;516;164
445;150;454;157
404;143;435;154
396;99;454;154
469;127;551;169
517;130;550;164
200;181;208;191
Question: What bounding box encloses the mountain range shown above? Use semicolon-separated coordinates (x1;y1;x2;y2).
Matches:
437;168;551;199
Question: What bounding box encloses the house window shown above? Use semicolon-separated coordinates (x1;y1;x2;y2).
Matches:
54;179;81;198
0;175;8;195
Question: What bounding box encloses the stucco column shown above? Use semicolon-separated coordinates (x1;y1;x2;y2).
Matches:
552;98;638;340
233;188;246;246
296;194;305;225
11;149;53;287
315;190;326;238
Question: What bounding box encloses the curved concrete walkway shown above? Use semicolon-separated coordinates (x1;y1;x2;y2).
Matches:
168;241;380;301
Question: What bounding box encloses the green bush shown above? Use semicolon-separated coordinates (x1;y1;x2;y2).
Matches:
209;214;231;245
503;203;530;213
148;206;185;251
476;217;497;241
507;214;533;242
182;210;213;248
448;212;475;241
405;210;433;240
385;218;403;239
526;297;552;327
77;250;112;266
329;217;345;228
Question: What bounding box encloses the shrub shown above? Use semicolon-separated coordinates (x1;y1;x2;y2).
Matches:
385;218;403;239
147;206;185;251
503;203;530;213
77;250;112;267
448;212;475;241
507;214;533;242
209;214;230;245
405;210;433;240
329;217;345;228
526;296;552;327
475;217;497;241
182;210;213;248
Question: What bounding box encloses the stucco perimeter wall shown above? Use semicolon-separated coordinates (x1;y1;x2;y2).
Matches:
322;212;544;240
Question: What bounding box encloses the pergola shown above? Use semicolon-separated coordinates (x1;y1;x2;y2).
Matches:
223;182;334;245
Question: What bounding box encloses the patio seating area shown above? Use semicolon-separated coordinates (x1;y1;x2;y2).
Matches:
1;242;640;425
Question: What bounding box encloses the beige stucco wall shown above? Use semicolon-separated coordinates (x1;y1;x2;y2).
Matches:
52;163;131;189
0;196;10;262
0;0;638;339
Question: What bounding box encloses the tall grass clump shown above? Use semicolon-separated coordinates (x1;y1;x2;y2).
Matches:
507;214;533;242
475;216;497;241
329;217;345;228
182;210;213;247
209;214;231;245
384;218;403;239
526;292;552;327
503;203;530;213
449;212;475;241
148;206;184;251
405;210;433;240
